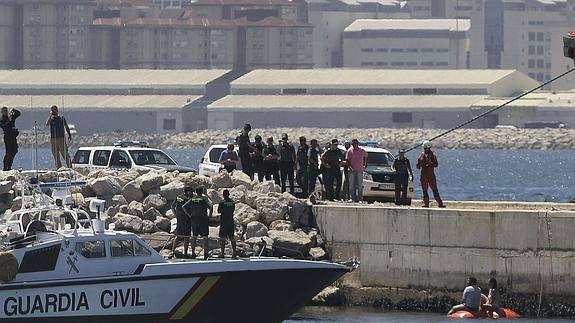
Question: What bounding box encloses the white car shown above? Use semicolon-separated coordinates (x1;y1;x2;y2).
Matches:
198;144;241;177
72;141;196;173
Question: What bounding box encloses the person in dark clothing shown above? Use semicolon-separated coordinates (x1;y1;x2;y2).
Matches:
278;133;296;194
308;139;322;195
236;124;255;180
342;141;351;201
295;136;310;197
321;139;343;201
391;149;413;205
218;189;237;259
417;140;445;208
46;105;72;169
171;186;193;257
262;136;280;184
251;135;265;182
189;187;213;260
0;107;20;171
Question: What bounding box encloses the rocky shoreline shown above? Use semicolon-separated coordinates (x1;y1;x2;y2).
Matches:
12;127;575;150
0;168;325;260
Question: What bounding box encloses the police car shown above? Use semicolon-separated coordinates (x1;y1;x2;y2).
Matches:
72;141;196;173
198;144;241;177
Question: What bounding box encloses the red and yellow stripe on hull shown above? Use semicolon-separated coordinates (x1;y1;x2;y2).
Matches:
169;276;222;320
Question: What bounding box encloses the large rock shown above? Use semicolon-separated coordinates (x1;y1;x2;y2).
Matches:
143;208;161;221
159;180;184;201
255;196;288;225
309;247;327;260
245;221;268;239
0;193;13;213
142;219;159;233
206;189;223;205
0;180;13;195
143;194;167;211
90;176;122;196
233;203;259;225
113;213;143;233
122;181;144;203
127;201;144;218
269;220;294;232
231;171;253;189
228;185;247;203
108;195;127;208
184;176;213;190
142;232;172;251
154;216;171;232
164;209;176;220
287;199;311;227
136;172;164;193
244;191;264;209
267;230;312;258
245;236;274;256
211;171;233;188
253;181;281;194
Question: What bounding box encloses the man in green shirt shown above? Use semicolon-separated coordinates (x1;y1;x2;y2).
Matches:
189;187;213;260
218;189;237;259
171;186;193;257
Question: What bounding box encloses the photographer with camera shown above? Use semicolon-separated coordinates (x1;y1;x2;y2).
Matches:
416;140;445;208
46;105;72;169
0;107;21;171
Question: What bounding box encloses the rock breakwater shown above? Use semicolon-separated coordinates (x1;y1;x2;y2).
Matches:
13;128;575;150
0;169;325;260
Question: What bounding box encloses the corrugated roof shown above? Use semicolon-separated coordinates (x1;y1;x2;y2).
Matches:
0;70;228;88
190;0;296;6
345;19;471;32
209;95;487;109
232;69;528;88
0;95;199;109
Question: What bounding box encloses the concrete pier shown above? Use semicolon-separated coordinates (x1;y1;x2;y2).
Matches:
314;202;575;297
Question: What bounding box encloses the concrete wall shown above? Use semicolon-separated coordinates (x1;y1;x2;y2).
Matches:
314;204;575;296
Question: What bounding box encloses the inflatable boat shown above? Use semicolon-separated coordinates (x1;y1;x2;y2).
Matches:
448;307;520;319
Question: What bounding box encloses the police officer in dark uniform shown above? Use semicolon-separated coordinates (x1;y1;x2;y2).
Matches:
0;107;21;171
278;133;296;194
218;189;237;259
262;136;280;184
321;139;343;201
391;149;414;205
296;136;310;197
171;186;193;257
189;187;213;260
251;135;265;182
308;139;322;195
236;124;254;180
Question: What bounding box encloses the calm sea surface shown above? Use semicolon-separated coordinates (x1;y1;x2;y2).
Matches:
14;148;575;202
10;148;575;321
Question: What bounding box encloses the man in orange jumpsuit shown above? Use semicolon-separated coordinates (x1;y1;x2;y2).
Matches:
416;140;445;208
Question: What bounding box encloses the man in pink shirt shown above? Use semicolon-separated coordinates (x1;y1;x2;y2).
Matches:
345;139;368;202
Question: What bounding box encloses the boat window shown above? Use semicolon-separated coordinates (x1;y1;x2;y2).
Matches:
18;244;60;273
93;150;111;166
76;240;106;258
134;240;152;257
72;150;91;164
110;240;134;257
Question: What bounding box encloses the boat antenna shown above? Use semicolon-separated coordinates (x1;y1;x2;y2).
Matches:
403;67;575;153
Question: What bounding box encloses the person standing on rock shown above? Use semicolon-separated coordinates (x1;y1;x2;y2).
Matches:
236;124;255;180
262;136;280;184
296;136;310;197
251;135;265;182
416;140;445;208
189;187;213;260
391;149;413;206
219;144;239;173
321;139;343;201
308;139;322;195
218;189;237;259
0;107;21;171
345;139;368;203
278;133;296;194
46;105;72;169
171;186;193;258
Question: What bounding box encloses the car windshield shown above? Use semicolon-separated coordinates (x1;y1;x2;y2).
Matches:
129;150;176;166
367;152;394;166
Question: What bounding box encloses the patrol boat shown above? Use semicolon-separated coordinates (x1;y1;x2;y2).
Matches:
0;200;356;323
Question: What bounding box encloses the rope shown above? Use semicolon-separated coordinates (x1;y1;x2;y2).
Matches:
404;67;575;153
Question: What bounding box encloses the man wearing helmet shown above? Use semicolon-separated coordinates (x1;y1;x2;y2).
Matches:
416;140;445;208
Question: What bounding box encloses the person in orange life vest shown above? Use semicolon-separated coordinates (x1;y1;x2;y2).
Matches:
416;140;445;208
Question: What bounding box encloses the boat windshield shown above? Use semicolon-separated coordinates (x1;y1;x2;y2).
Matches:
367;152;394;166
129;150;176;166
